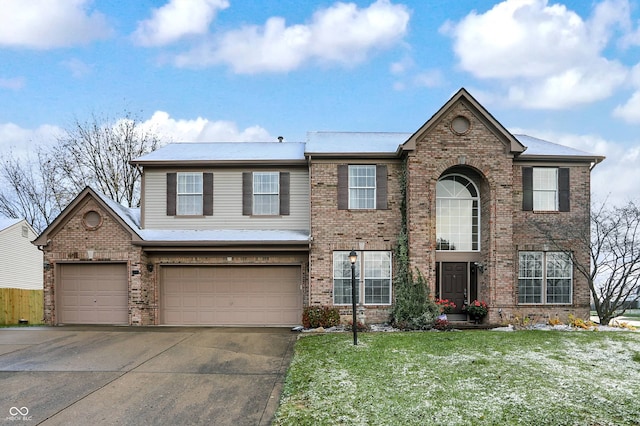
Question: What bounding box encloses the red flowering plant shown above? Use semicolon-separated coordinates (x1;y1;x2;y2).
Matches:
463;300;488;318
434;298;457;314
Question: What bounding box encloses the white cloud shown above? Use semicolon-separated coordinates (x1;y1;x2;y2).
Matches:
506;60;627;109
174;0;410;73
0;77;26;90
141;111;272;142
0;123;63;159
612;64;640;123
612;91;640;123
133;0;229;47
0;0;111;49
442;0;631;109
511;127;640;205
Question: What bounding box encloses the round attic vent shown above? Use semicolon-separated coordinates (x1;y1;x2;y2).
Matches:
83;210;102;230
451;115;471;135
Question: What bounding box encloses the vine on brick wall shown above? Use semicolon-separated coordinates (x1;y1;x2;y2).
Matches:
390;158;439;329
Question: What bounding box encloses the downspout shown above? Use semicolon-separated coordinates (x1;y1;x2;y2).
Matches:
307;153;313;309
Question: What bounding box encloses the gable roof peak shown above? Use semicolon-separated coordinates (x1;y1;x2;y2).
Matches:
402;87;525;154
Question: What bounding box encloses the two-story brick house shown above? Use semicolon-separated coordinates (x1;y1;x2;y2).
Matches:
34;89;603;326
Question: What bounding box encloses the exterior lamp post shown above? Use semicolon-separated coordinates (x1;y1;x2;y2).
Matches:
349;250;358;345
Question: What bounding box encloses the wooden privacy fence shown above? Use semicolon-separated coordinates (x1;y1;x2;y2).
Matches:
0;288;44;325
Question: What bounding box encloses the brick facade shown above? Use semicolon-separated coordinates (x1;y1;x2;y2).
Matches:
309;159;403;323
41;197;144;325
38;89;598;327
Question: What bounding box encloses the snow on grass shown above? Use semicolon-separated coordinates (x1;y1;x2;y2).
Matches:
274;330;640;425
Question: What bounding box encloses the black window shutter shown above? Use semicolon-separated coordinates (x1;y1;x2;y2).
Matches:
376;164;388;210
166;173;177;216
242;172;252;215
337;165;348;210
522;167;533;211
279;172;290;215
558;168;570;212
203;173;213;216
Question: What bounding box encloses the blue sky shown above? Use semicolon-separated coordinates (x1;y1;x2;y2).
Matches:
0;0;639;204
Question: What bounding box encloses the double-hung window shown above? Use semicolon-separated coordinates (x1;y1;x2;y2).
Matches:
523;167;570;212
253;172;279;215
337;164;387;210
518;251;572;304
177;172;203;215
333;251;392;305
242;171;290;216
532;168;558;211
349;165;376;209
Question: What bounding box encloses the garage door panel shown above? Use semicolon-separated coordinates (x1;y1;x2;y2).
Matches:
161;265;302;326
58;264;128;325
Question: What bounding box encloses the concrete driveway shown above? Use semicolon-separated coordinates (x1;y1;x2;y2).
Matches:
0;326;297;425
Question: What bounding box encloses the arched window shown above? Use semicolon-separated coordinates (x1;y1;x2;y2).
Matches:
436;174;480;251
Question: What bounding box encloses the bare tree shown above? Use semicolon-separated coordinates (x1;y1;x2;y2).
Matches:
534;200;640;325
0;150;67;233
0;110;161;233
589;201;640;323
51;111;160;208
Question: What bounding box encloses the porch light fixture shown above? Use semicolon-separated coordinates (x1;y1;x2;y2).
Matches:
474;262;486;273
349;249;358;345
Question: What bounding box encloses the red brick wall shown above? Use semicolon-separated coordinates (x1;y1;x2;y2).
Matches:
309;159;403;323
42;197;144;325
405;102;517;323
43;195;309;326
511;163;592;322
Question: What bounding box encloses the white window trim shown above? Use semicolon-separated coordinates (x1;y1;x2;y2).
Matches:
532;167;559;211
253;171;280;215
333;251;392;306
176;172;203;216
348;165;376;210
518;251;573;305
436;173;481;252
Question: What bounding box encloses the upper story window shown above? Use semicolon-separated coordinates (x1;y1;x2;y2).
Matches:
523;167;570;212
533;168;558;210
337;164;388;210
349;165;376;209
242;171;290;216
177;172;203;215
436;174;480;251
253;172;279;215
166;172;213;216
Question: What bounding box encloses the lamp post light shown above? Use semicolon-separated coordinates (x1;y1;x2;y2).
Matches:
349;249;358;345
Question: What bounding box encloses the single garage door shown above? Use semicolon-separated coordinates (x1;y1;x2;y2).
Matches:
58;263;128;325
161;265;302;326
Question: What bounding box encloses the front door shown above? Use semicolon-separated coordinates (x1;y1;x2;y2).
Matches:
441;262;467;314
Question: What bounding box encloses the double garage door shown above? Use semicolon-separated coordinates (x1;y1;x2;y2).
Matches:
161;265;302;326
58;263;129;325
57;263;302;326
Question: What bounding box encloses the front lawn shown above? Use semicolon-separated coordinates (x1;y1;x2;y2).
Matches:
274;330;640;425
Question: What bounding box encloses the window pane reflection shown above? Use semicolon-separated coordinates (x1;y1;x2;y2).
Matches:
436;175;479;251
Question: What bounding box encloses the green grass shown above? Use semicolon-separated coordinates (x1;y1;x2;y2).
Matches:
274;330;640;425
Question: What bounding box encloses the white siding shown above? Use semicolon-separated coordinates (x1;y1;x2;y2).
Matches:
0;221;43;289
143;168;310;231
